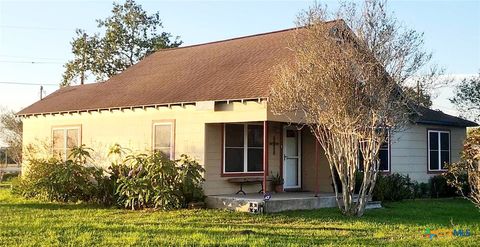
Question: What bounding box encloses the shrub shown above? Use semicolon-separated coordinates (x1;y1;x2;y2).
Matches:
12;145;112;204
115;152;205;210
429;175;459;198
0;172;19;182
446;128;479;208
13;143;205;210
177;154;205;207
372;173;414;201
412;182;430;199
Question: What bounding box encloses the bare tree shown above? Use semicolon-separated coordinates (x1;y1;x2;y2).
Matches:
336;0;449;107
269;0;433;216
0;109;23;165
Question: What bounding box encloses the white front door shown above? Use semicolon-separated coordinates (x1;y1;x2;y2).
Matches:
283;126;301;189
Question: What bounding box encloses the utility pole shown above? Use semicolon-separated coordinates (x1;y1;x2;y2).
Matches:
40;85;44;100
80;33;87;85
416;81;420;105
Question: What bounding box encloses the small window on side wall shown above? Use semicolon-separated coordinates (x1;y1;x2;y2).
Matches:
428;130;450;171
153;122;174;159
52;126;81;160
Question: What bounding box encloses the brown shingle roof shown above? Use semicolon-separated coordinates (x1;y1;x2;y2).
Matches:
18;26;309;116
413;105;478;127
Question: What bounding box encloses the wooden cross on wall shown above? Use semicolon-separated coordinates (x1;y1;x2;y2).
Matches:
269;136;280;155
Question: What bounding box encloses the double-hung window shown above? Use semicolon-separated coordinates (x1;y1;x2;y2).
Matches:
153;122;175;159
428;130;450;171
223;123;263;174
358;131;390;172
52;126;81;160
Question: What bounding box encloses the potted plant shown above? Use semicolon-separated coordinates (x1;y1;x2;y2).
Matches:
271;172;284;193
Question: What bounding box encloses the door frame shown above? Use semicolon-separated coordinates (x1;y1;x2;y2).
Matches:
283;126;302;189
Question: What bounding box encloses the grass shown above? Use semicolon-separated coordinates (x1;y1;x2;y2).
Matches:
0;187;479;246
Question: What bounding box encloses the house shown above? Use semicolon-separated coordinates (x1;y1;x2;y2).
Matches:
17;24;477;210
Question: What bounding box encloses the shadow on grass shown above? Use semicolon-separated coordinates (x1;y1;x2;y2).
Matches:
0;201;111;211
276;198;480;227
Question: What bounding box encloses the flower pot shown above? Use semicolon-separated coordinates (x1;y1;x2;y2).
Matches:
274;184;284;193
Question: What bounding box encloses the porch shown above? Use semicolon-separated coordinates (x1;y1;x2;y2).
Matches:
203;121;333;196
205;192;337;213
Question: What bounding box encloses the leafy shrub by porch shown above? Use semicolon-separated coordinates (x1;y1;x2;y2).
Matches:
114;153;205;210
13;145;205;210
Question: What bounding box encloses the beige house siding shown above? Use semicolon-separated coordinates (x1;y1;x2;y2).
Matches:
301;129;333;193
203;122;283;195
22;101;269;196
390;123;466;183
22;98;469;195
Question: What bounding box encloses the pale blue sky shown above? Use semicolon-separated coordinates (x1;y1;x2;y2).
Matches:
0;0;479;114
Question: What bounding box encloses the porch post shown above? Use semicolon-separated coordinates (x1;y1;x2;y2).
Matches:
263;121;269;194
315;139;320;197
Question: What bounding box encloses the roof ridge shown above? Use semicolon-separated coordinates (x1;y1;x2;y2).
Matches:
159;19;340;52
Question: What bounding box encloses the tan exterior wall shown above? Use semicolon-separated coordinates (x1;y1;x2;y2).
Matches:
390;123;466;183
203;122;283;195
301;128;333;193
22;98;468;195
22;101;269;195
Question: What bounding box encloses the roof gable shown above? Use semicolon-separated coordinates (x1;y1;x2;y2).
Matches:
18;27;303;115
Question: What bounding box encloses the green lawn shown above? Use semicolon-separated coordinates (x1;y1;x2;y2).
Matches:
0;187;479;246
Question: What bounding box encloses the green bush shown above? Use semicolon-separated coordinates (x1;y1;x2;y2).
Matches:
13;144;205;210
412;182;430;199
177;154;206;207
372;173;414;201
11;146;113;204
12;157;108;203
429;175;459;198
0;172;19;182
115;152;205;210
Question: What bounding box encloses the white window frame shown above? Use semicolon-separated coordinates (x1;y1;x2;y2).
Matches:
52;126;81;160
223;123;264;174
153;122;175;159
427;130;450;172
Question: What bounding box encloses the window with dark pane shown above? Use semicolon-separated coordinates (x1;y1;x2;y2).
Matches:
428;130;450;171
224;123;264;173
225;148;244;172
379;149;389;171
430;150;439;170
247;125;263;172
247;149;263;171
224;124;245;172
429;132;438;150
225;124;244;147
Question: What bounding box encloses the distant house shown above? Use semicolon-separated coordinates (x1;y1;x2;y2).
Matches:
18;24;477;197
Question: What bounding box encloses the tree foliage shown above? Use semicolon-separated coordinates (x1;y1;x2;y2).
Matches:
270;0;433;216
451;73;480;122
402;86;432;108
62;0;182;86
0;109;22;164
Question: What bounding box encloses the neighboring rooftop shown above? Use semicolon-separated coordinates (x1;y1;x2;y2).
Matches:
414;105;478;127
